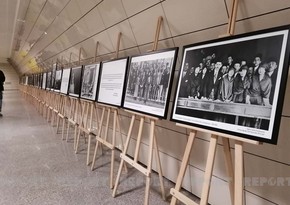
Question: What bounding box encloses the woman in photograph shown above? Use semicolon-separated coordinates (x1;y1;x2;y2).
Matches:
233;65;251;103
219;67;235;102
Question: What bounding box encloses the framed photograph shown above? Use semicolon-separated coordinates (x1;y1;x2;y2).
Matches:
97;58;128;107
80;63;100;101
171;25;290;144
53;70;62;92
123;48;179;118
60;68;71;95
51;63;57;90
28;75;33;86
68;66;83;97
46;71;52;90
42;72;47;89
39;73;43;88
24;76;28;85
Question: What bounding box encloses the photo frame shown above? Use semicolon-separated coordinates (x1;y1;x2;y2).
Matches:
97;57;128;107
51;63;57;90
123;48;179;118
42;72;47;89
46;71;52;90
39;73;43;88
171;25;290;144
68;66;83;97
60;68;71;95
53;70;63;92
80;63;100;101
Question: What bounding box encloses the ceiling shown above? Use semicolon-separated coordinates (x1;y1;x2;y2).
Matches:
4;0;290;75
0;0;21;63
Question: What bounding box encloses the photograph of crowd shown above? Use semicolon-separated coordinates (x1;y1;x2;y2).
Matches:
123;49;178;118
53;70;62;91
68;66;83;97
172;29;290;142
46;72;52;90
80;63;100;100
51;63;57;90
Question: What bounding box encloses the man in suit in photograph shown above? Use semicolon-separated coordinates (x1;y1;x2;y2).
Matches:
0;69;6;117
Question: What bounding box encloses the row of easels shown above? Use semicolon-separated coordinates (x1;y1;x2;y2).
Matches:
20;1;256;203
23;86;258;205
170;124;260;205
112;110;165;204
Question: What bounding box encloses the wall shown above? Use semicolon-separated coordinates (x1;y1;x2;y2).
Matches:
13;0;290;204
0;63;19;90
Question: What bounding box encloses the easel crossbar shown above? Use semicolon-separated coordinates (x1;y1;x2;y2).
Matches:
170;189;199;205
96;136;114;150
120;154;150;176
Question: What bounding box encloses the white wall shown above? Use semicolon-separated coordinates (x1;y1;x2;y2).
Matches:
0;63;19;90
13;0;290;204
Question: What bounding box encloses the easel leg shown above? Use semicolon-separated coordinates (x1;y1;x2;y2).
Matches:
91;107;105;170
170;131;196;205
222;138;235;205
144;120;155;205
75;127;81;153
112;115;136;198
200;135;218;205
87;134;92;165
110;110;117;189
61;117;66;140
153;133;165;201
86;103;94;165
116;113;128;173
235;141;244;205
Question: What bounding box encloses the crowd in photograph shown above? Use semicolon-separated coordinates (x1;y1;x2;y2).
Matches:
179;53;278;107
126;59;172;105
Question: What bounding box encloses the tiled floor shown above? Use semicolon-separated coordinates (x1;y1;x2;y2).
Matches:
0;91;204;205
0;90;186;205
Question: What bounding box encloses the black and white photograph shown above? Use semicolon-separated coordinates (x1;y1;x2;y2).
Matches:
38;73;43;88
97;58;128;107
68;66;83;97
53;70;62;92
51;63;57;89
33;74;38;87
42;73;46;89
24;76;28;85
60;68;71;95
46;72;52;90
28;75;33;86
80;63;100;101
123;48;178;118
171;26;290;144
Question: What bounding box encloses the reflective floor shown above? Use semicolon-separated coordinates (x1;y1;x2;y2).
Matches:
0;91;178;205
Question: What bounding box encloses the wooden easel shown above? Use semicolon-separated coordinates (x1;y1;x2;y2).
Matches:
65;52;82;146
56;93;68;135
112;16;165;205
170;1;261;205
75;98;99;164
90;103;126;188
74;43;101;165
58;53;74;139
65;96;80;146
90;33;127;189
56;57;69;135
